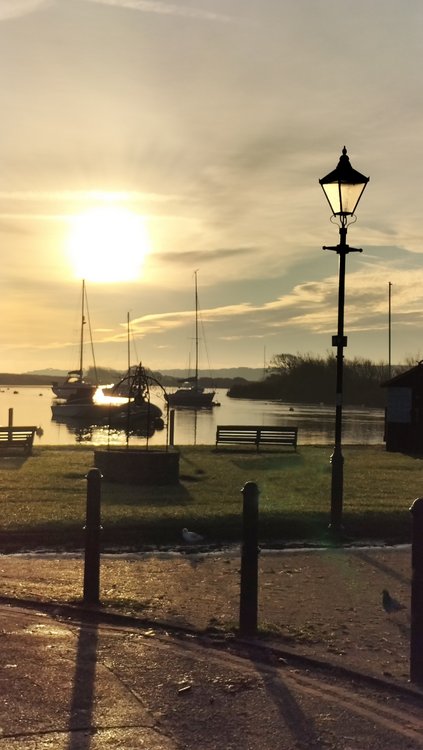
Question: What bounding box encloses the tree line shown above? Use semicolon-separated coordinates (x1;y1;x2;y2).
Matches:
227;353;393;407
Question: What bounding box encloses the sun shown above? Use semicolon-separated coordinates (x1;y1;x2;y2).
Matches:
67;206;150;282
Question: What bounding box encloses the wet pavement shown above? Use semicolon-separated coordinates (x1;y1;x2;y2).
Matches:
1;601;423;749
0;546;415;682
0;546;423;748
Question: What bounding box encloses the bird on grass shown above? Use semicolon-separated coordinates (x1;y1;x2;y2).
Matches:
182;527;204;544
382;589;405;613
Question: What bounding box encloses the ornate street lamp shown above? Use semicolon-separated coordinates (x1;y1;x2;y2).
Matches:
319;147;369;533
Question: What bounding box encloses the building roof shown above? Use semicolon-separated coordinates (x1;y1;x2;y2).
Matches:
381;361;423;388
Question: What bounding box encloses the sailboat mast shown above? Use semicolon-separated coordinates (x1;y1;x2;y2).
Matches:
194;270;199;385
127;312;131;373
79;279;86;376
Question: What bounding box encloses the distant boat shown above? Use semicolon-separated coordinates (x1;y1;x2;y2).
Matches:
51;393;161;425
52;370;96;401
51;363;163;427
51;280;98;401
165;272;216;409
101;314;166;429
104;363;163;428
166;381;215;408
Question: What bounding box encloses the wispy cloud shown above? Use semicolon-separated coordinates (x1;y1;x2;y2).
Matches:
125;302;253;337
157;246;257;264
85;0;233;23
0;190;173;204
117;258;423;341
0;0;50;20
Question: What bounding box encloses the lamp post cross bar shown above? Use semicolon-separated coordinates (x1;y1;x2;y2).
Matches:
323;245;363;254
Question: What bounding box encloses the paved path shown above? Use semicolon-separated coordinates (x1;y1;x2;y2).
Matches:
0;546;414;681
1;601;423;749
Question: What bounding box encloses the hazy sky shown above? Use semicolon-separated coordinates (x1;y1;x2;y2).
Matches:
0;0;422;374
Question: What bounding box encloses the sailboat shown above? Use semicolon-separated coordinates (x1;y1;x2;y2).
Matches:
51;280;97;401
51;362;163;425
103;314;164;428
165;272;216;408
105;362;163;428
52;306;163;427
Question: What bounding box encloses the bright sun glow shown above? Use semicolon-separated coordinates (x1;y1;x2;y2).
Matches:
67;206;150;282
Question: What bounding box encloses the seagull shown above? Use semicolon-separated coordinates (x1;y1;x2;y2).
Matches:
182;527;204;544
382;589;405;613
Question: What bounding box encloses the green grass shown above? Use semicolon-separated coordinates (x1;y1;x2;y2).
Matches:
0;444;419;550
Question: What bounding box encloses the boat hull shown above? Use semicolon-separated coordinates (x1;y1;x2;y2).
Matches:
51;382;96;400
165;388;215;408
51;399;162;424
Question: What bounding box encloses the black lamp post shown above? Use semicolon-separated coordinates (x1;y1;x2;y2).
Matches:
319;147;369;533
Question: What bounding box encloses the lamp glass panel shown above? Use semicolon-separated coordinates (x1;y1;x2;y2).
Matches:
321;183;342;214
323;181;366;215
339;182;366;215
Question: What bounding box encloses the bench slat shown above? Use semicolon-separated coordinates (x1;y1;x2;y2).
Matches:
0;435;32;441
0;426;37;455
216;425;297;451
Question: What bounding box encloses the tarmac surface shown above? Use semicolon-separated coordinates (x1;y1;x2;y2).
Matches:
0;546;423;749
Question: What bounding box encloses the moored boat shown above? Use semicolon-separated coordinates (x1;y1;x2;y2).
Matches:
52;370;96;400
51;363;163;427
51;396;162;424
165;272;216;409
51;280;98;400
105;363;164;426
166;381;215;408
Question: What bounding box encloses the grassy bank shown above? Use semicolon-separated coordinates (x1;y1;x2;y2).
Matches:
0;444;420;550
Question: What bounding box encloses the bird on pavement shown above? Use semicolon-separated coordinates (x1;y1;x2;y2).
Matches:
382;589;405;613
182;527;204;544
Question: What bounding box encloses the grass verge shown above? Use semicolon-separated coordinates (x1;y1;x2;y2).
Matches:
0;444;419;550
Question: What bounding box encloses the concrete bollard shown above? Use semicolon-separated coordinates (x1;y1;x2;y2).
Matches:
239;481;259;636
410;496;423;684
83;468;102;605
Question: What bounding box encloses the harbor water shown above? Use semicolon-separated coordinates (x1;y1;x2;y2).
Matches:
0;386;385;448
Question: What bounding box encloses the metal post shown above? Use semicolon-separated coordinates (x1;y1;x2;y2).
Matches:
330;229;346;532
388;281;392;379
83;468;102;605
239;481;259;636
324;224;362;534
410;497;423;684
8;408;13;444
169;409;175;447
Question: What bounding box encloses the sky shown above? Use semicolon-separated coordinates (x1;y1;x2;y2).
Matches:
0;0;422;374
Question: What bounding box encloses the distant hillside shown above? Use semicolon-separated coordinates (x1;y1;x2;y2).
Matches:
0;373;54;386
26;366;265;384
160;367;264;381
27;368;69;377
0;366;263;388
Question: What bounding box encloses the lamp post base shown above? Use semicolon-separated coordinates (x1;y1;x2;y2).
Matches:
329;445;344;534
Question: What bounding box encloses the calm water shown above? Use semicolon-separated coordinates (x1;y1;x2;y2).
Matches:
0;386;385;448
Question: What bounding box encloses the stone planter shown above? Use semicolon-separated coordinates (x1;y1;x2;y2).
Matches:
94;448;180;485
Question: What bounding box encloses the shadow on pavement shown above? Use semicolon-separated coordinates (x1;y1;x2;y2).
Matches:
67;620;99;749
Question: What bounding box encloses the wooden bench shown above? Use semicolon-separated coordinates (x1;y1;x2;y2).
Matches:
215;425;298;452
0;426;37;455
